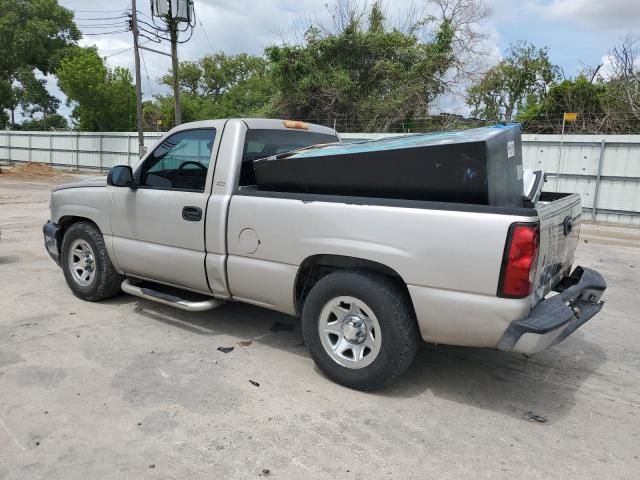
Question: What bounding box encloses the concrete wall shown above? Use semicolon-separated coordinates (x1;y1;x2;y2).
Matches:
1;130;639;225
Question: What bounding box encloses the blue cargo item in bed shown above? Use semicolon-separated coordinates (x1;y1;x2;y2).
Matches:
252;124;524;207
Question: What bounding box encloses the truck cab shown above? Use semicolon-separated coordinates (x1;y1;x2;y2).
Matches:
47;119;338;296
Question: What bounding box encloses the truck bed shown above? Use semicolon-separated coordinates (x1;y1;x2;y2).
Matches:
229;185;581;348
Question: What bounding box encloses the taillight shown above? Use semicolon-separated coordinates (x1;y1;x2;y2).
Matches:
498;223;540;298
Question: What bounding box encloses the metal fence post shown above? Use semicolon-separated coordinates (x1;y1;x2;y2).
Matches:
127;133;132;166
75;132;80;171
592;138;606;223
7;132;11;165
49;134;53;165
99;134;103;172
28;133;32;162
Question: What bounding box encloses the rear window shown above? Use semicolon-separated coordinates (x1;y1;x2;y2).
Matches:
239;129;337;186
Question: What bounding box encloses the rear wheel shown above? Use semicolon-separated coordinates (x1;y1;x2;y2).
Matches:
302;270;420;390
61;222;122;301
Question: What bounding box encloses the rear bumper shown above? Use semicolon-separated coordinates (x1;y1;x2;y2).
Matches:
43;221;61;266
498;267;606;354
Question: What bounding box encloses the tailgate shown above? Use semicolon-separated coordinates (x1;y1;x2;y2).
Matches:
532;191;582;304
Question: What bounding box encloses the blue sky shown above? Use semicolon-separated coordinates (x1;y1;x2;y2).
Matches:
41;0;640;120
489;0;640;78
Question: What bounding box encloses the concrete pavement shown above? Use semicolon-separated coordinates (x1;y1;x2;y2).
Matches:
1;171;639;479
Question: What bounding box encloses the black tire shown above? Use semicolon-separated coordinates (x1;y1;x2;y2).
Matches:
302;270;420;391
61;221;123;302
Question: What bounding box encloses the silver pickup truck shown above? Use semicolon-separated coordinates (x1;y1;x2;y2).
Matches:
43;119;606;390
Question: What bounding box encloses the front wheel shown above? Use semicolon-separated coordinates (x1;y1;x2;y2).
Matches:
302;270;420;391
61;221;123;301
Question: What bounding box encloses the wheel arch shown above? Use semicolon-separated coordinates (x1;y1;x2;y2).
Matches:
294;254;412;315
46;216;98;257
58;216;101;244
57;216;121;272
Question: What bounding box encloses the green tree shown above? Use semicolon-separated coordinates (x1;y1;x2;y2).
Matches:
0;109;8;128
467;42;559;122
18;113;68;130
15;69;60;118
56;47;136;131
197;53;272;102
0;79;14;123
265;1;456;132
149;52;274;128
144;94;216;128
0;0;79;125
518;76;608;133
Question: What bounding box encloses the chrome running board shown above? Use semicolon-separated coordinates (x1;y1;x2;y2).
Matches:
121;278;224;312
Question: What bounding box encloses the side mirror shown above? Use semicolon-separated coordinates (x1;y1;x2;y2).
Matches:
107;165;137;188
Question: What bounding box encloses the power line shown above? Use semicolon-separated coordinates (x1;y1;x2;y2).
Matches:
138;24;169;37
75;15;129;21
135;9;153;20
136;17;168;33
198;18;213;51
177;27;195;44
78;24;129;29
104;39;151;58
140;50;154;97
74;7;128;13
139;32;164;44
124;8;156;24
82;30;130;36
105;45;135;58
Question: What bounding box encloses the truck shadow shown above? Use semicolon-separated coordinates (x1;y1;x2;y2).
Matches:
383;332;607;423
0;255;21;265
113;296;606;424
119;298;307;354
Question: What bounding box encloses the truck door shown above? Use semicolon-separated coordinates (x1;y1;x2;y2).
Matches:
110;128;218;293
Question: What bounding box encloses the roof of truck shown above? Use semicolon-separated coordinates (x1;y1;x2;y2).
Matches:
167;118;338;137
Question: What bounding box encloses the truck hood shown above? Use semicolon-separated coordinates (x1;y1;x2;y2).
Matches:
52;176;107;192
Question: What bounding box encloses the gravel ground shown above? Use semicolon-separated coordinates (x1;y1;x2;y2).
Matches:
1;171;639;480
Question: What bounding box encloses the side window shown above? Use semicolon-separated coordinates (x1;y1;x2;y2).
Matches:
139;128;216;192
239;129;338;186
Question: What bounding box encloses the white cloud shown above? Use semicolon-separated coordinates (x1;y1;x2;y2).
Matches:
597;54;616;80
597;47;640;81
526;0;640;30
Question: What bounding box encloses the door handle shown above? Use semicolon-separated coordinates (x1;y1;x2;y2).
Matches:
182;206;202;222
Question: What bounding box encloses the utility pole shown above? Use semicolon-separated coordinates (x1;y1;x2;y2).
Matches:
144;0;193;127
168;6;182;126
130;0;145;157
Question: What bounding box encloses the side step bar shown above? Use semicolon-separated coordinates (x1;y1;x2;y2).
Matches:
121;278;225;312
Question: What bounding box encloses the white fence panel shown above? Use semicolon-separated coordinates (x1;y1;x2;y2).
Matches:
521;134;640;225
1;130;639;225
0;131;164;169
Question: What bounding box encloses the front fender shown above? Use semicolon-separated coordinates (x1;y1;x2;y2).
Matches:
51;187;113;235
